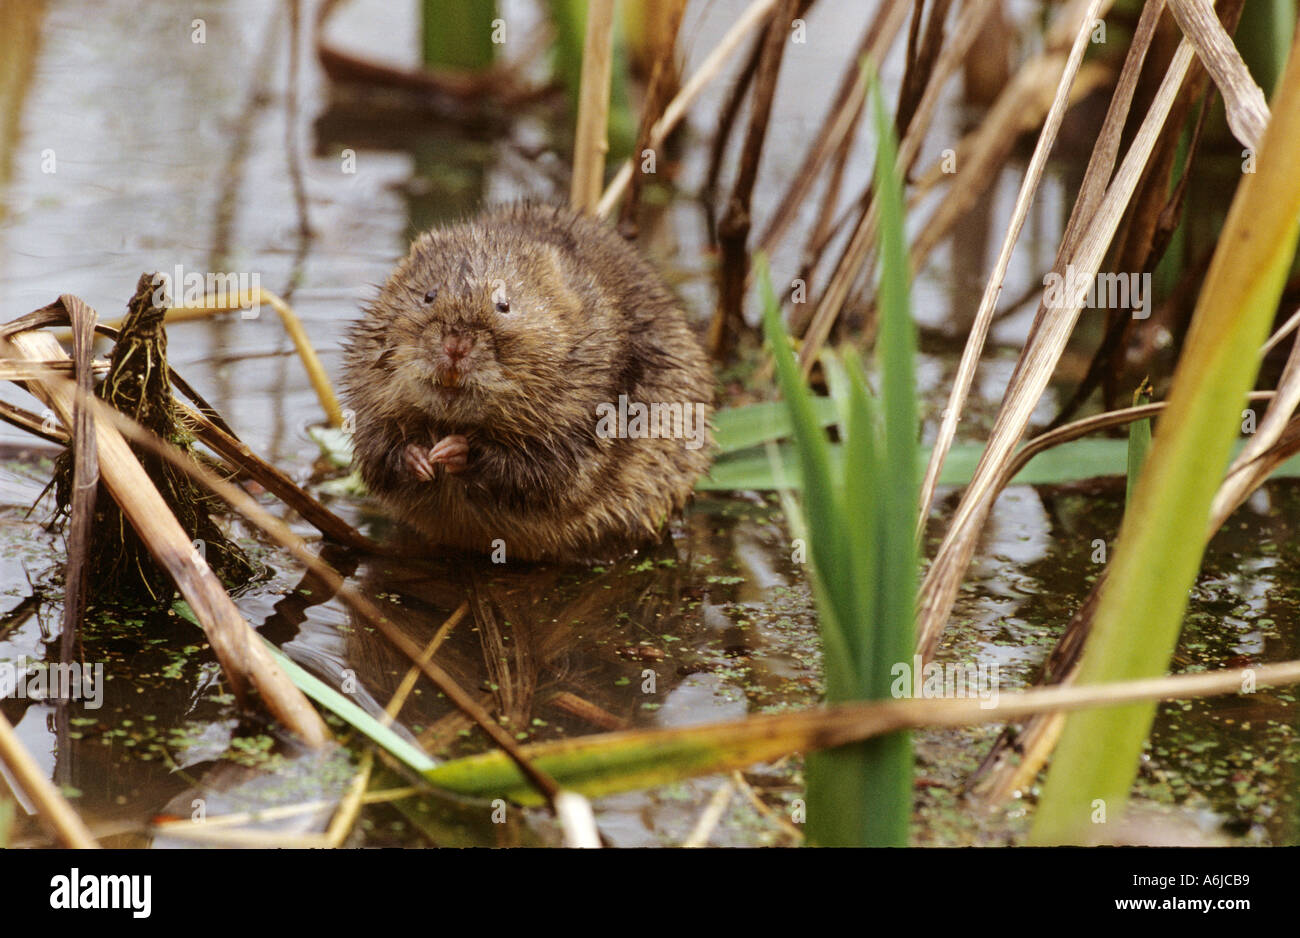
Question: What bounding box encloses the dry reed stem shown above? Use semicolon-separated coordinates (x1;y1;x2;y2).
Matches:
1211;300;1300;525
1169;0;1269;149
822;656;1300;745
709;0;799;359
917;13;1192;660
896;0;956;150
970;393;1300;802
756;2;910;257
150;786;422;837
619;0;687;231
596;0;782;218
179;402;375;550
7;328;332;748
917;0;1110;529
570;0;617;213
795;0;1001;376
906;61;1109;271
759;2;909;255
324;748;372;848
0;711;98;848
681;779;735;847
1261;305;1300;356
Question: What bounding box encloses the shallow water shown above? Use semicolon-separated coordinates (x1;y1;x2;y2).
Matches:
1;0;1295;847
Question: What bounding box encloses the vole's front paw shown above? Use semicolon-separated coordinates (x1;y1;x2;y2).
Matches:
429;434;469;474
404;436;468;481
404;443;438;481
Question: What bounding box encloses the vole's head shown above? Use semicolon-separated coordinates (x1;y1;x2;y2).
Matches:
353;222;605;432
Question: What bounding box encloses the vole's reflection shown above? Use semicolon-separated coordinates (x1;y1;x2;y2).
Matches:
261;515;716;762
336;525;698;756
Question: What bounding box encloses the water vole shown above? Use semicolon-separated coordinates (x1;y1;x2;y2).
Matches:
342;203;714;562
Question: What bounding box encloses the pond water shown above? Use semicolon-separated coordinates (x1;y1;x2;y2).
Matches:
0;0;1295;846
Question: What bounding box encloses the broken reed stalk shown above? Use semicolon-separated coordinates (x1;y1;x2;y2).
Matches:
708;0;798;361
12;308;371;553
7;296;560;806
101;287;344;428
57;276;256;599
60;295;96;665
570;0;617;213
9;337;567;816
6;327;331;748
1168;0;1269;151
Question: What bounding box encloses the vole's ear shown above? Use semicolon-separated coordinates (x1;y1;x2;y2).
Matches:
375;347;396;371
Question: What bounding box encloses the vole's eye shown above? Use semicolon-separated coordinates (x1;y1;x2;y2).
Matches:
423;289;438;304
495;300;511;314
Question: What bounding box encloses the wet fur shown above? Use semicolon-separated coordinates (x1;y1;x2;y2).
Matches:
342;203;715;562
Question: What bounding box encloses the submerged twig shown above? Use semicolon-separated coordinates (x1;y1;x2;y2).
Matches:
682;779;734;847
381;601;469;727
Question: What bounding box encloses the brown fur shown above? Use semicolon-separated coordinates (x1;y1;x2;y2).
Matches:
342;203;714;562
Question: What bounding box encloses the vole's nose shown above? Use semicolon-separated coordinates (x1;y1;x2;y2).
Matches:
443;332;474;362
